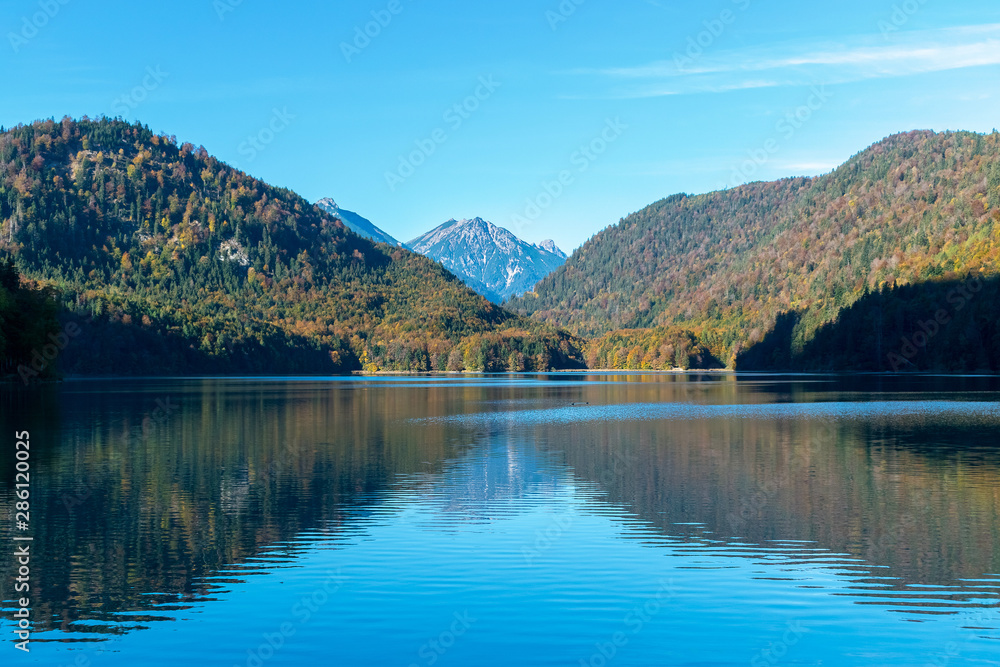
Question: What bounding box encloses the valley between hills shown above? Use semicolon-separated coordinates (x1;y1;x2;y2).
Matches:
2;118;999;379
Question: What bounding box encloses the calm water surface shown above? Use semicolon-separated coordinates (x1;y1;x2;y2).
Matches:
2;374;999;666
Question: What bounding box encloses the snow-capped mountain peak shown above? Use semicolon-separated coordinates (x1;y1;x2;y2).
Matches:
407;217;568;303
313;198;567;303
315;197;400;247
535;239;566;259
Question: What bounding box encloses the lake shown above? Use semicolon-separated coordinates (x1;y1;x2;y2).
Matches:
2;374;999;666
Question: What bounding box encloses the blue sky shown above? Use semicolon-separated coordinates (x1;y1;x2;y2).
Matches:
2;0;999;251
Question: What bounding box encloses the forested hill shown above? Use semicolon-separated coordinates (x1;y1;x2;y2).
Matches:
0;118;583;376
510;130;1000;369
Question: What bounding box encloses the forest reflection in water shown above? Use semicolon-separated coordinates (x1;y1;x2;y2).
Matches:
1;374;998;664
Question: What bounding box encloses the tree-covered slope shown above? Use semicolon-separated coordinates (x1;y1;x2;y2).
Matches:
511;130;1000;367
0;258;60;380
735;275;1000;372
0;117;583;375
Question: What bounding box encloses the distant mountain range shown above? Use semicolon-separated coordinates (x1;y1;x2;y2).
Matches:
315;198;400;246
407;218;567;303
314;200;567;304
9;117;998;377
0;118;584;377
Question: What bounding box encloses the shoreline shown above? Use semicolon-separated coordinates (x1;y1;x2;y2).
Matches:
7;369;1000;385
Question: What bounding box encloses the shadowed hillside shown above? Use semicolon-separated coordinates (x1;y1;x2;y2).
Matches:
738;275;1000;372
511;130;1000;369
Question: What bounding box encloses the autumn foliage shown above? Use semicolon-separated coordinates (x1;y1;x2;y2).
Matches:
512;130;1000;370
0;118;584;375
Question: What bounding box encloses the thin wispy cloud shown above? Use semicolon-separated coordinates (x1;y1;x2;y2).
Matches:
575;24;1000;98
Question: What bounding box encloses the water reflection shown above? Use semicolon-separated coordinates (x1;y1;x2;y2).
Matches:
1;375;999;665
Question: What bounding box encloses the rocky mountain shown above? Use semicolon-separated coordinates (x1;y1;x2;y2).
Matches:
315;198;400;246
510;130;1000;371
0;118;585;376
407;217;567;303
537;239;567;259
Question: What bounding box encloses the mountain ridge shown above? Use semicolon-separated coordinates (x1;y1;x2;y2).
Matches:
315;197;400;246
0;117;585;375
510;129;1000;370
408;217;567;303
7;119;997;375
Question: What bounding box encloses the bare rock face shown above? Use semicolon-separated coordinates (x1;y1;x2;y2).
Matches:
407;217;567;304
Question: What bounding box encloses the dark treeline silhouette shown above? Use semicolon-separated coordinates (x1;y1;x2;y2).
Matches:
738;275;999;372
511;130;1000;369
0;258;60;379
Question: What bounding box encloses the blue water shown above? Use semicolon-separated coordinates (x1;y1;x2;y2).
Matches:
2;374;999;665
